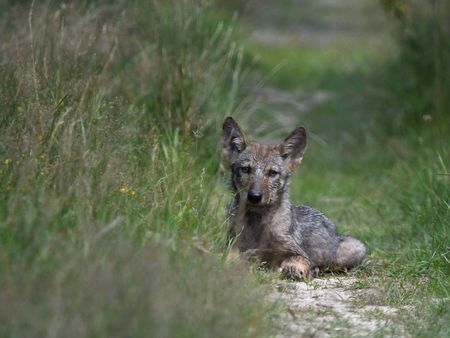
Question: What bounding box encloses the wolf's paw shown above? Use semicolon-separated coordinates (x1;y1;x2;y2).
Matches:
281;264;308;280
280;257;311;281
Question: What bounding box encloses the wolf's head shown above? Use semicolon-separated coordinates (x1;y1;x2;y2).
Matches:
222;117;307;209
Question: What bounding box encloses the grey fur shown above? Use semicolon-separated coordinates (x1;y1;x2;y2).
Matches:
222;117;366;279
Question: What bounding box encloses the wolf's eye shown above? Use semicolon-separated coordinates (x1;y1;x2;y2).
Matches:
268;170;278;178
239;166;250;174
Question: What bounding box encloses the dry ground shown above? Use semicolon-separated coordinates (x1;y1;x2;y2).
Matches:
270;276;407;337
239;0;414;336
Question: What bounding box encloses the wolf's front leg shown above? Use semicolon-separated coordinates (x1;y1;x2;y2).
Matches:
227;247;261;265
226;247;241;263
280;256;311;280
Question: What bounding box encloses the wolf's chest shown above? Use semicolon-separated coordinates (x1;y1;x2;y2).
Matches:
232;213;291;261
232;216;265;251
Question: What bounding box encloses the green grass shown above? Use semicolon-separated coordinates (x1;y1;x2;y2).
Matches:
1;0;449;336
239;3;450;335
0;1;273;337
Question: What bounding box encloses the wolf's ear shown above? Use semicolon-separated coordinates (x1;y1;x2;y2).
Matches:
279;126;307;171
222;117;246;164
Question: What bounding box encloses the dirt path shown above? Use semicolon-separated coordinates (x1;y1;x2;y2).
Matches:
270;277;406;337
243;0;385;44
240;1;409;336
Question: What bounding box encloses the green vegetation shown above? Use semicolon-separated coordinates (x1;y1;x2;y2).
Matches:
0;1;271;337
237;0;449;336
381;0;450;123
1;0;448;337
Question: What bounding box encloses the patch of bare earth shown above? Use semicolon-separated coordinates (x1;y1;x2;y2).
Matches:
242;85;331;144
269;277;408;337
240;1;412;336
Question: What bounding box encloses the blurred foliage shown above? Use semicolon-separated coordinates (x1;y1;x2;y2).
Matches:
0;0;448;336
0;1;272;337
381;0;450;123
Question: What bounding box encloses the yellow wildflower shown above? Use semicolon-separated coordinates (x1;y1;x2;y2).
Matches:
119;186;128;193
4;158;12;165
398;3;407;13
129;190;136;197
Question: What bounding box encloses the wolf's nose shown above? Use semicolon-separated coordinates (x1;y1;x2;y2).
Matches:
247;191;262;203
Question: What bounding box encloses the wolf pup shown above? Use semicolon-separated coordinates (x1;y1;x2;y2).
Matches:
222;117;366;280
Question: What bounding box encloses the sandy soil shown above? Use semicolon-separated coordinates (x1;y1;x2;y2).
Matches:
270;277;407;337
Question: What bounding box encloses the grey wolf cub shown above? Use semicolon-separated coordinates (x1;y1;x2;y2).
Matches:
222;117;366;280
